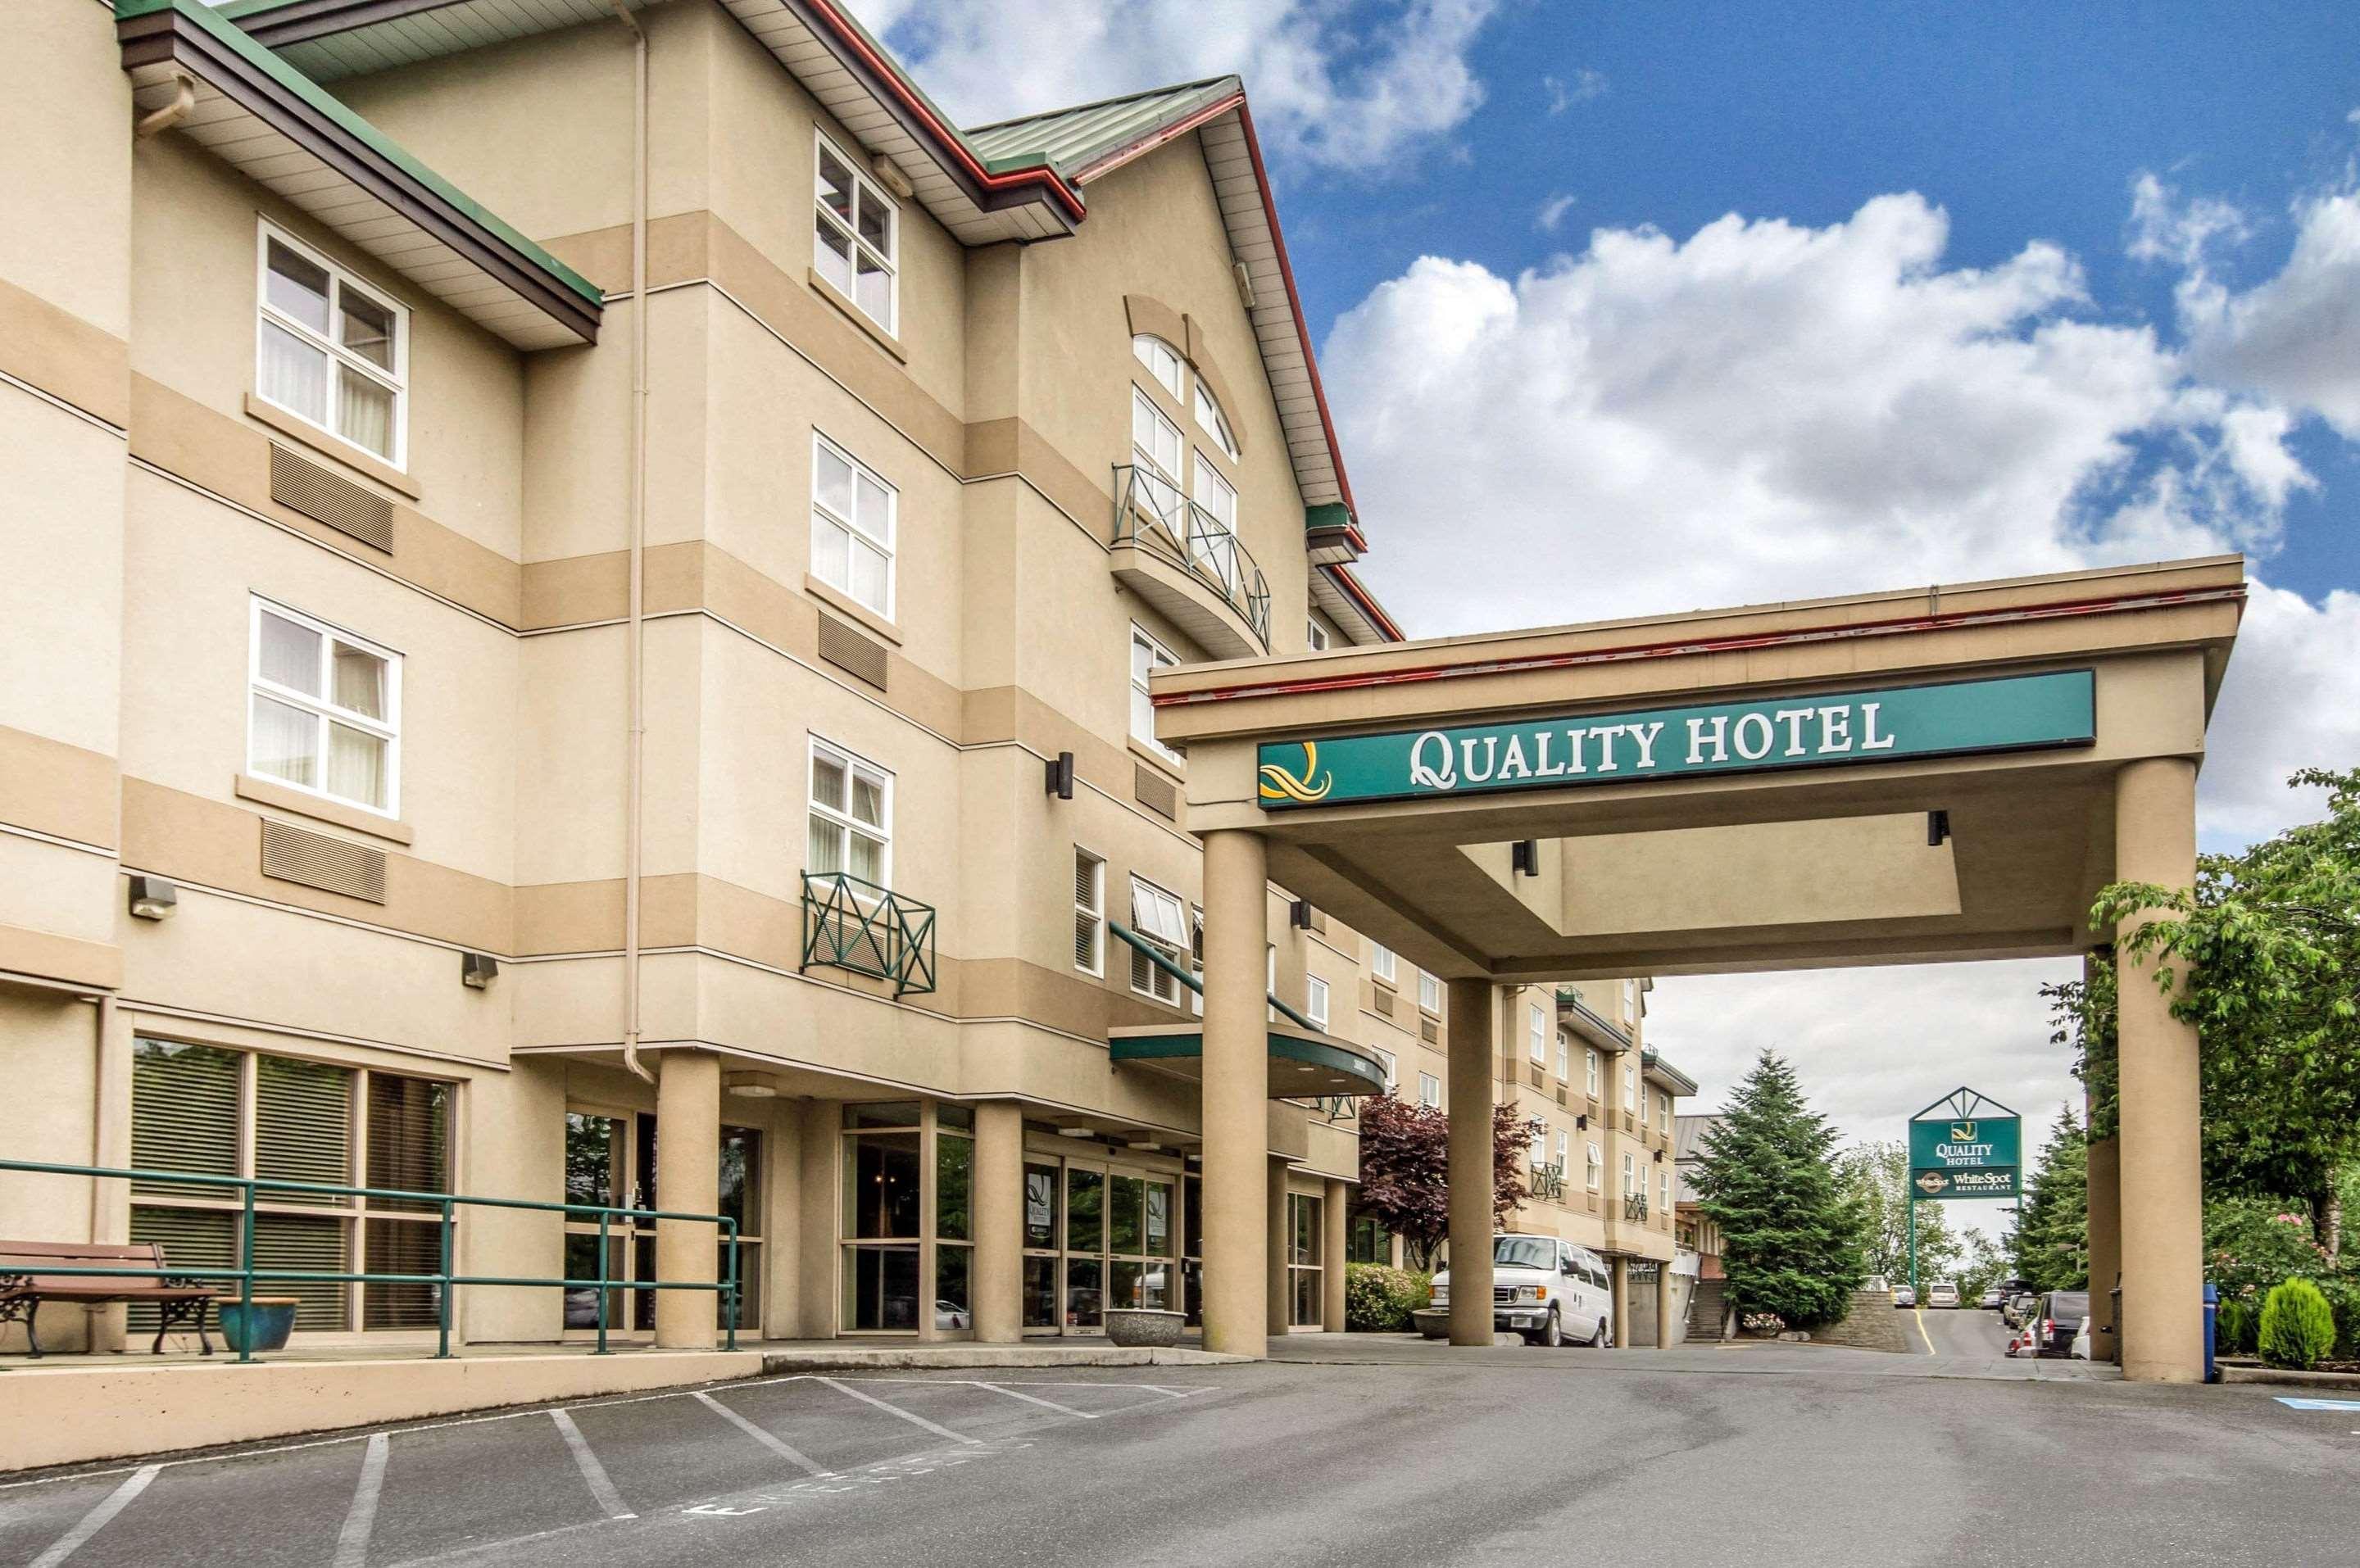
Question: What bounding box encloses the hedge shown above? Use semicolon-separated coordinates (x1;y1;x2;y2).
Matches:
1345;1263;1432;1332
2258;1278;2338;1371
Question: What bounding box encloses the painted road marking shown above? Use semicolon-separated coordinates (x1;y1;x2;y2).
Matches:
2273;1397;2360;1412
815;1377;980;1445
548;1410;636;1520
969;1382;1100;1420
331;1433;391;1568
1913;1308;1937;1356
692;1391;837;1477
27;1466;159;1568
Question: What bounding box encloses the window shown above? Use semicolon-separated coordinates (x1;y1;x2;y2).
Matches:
1622;1151;1636;1196
1266;944;1278;1023
1622;977;1640;1019
1128;623;1182;764
1073;850;1105;976
1132;334;1184;401
1128;875;1189;1004
1371;1047;1397;1094
1130;387;1185;532
1660;1090;1673;1126
1623;1061;1638;1113
811;434;896;617
1194;379;1240;461
1641;1081;1650;1127
815;133;896;330
1190;905;1205;1017
1586;1049;1600;1100
1418;1072;1441;1109
1659;1168;1672;1217
129;1039;449;1332
1554;1130;1569;1173
807;737;891;887
1306;619;1331;652
1287;1191;1324;1327
248;598;400;814
1585;1141;1602;1191
1418;972;1443;1014
1306;975;1330;1029
1556;1031;1570;1082
256;225;406;465
1371;944;1397;984
1191;455;1241;590
1527;1002;1546;1063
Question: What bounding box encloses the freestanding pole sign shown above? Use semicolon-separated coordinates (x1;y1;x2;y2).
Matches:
1904;1088;2022;1294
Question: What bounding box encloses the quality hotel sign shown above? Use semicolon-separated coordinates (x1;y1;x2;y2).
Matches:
1255;669;2094;809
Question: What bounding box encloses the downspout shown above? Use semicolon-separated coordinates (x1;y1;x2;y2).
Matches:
610;1;654;1083
134;72;196;141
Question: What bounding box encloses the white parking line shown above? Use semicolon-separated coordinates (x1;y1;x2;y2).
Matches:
814;1377;980;1445
27;1466;158;1568
692;1392;837;1477
331;1434;390;1568
547;1411;636;1520
968;1382;1098;1419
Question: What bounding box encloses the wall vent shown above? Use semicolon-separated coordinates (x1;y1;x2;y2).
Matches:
1419;1016;1439;1045
817;615;889;690
1132;764;1177;820
1371;984;1395;1019
270;444;394;553
1555;1085;1568;1108
261;818;388;904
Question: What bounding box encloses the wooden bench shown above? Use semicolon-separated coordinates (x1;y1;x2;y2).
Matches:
0;1240;220;1357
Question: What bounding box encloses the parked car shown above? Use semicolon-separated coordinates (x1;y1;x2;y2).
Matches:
1425;1234;1614;1347
935;1300;970;1331
2003;1290;2040;1328
1927;1280;1961;1308
1979;1288;2004;1310
1892;1285;1917;1307
2032;1290;2090;1357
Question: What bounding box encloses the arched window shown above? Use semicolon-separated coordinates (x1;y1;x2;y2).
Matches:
1193;379;1239;462
1132;334;1184;401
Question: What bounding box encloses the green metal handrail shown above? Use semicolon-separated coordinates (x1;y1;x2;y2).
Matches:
801;870;937;996
1105;920;1317;1030
1111;465;1273;648
0;1158;740;1363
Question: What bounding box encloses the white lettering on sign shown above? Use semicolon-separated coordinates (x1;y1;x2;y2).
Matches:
1936;1142;1996;1161
1733;713;1773;760
1862;701;1896;750
1416;699;1908;795
1410;732;1456;790
1687;715;1727;765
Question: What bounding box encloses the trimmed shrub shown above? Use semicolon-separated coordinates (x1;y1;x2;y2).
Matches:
1344;1263;1432;1332
2214;1298;2256;1357
2258;1278;2338;1371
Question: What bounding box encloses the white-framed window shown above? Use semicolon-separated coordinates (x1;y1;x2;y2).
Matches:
1371;944;1397;984
1128;623;1182;764
1130;387;1185;532
1306;975;1330;1029
1193;379;1240;461
807;736;891;887
1128;875;1189;1004
1418;1072;1441;1109
1556;1031;1570;1082
247;597;401;815
1306;619;1331;652
1659;1168;1671;1216
1586;1049;1600;1099
1189;904;1206;1017
1418;971;1441;1013
1641;1081;1651;1127
1370;1046;1396;1094
1622;977;1640;1019
1530;1117;1549;1162
1132;334;1184;401
1659;1090;1672;1126
1554;1130;1568;1172
1623;1061;1638;1113
1622;1151;1636;1197
815;132;896;331
1266;944;1277;1023
1073;849;1105;977
256;224;407;466
1190;454;1241;589
1585;1141;1602;1191
810;433;896;617
1527;1002;1546;1063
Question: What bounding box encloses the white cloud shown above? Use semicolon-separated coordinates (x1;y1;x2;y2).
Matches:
1535;192;1578;233
846;0;1502;173
1543;69;1608;115
2177;187;2360;439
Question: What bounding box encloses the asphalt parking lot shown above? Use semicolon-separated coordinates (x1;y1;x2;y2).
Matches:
6;1333;2355;1568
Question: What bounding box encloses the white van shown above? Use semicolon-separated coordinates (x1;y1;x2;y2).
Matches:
1926;1280;1961;1309
1427;1234;1615;1347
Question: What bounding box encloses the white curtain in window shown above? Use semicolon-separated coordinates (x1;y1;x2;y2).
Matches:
337;365;394;459
327;723;388;808
251;693;318;788
261;324;329;424
258;610;321;695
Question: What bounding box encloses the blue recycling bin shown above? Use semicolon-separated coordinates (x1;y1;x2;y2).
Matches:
2203;1281;2218;1383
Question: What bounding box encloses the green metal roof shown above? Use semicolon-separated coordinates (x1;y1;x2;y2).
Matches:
119;0;601;311
965;75;1241;179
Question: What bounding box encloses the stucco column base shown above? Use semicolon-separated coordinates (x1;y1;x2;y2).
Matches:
653;1049;720;1350
1200;828;1270;1359
1654;1259;1676;1348
1611;1255;1631;1348
972;1101;1023;1344
2114;758;2204;1384
1321;1178;1349;1331
1445;978;1496;1347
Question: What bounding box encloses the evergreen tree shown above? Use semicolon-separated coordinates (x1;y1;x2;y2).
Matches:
1692;1049;1868;1328
2009;1107;2090;1292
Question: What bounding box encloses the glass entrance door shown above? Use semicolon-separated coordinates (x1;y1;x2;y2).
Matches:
562;1108;763;1337
1029;1155;1178;1335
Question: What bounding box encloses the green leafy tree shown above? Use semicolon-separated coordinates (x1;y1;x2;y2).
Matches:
1833;1140;1962;1285
2094;767;2360;1256
1354;1093;1542;1269
2010;1108;2089;1292
1692;1050;1868;1329
1957;1229;2012;1301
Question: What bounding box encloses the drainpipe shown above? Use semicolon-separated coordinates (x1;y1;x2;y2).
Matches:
134;72;196;141
610;1;654;1083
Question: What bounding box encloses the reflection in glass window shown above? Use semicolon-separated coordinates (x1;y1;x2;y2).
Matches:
815;133;897;330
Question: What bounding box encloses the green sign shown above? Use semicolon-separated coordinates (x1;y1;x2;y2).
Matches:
1255;669;2094;809
1907;1090;2021;1202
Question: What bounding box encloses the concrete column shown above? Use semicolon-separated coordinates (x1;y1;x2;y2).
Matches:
1267;1158;1291;1335
760;1099;801;1340
1200;828;1270;1357
1611;1256;1631;1348
1655;1260;1676;1348
972;1100;1023;1344
2114;758;2204;1383
88;995;133;1353
1446;978;1497;1346
653;1049;720;1349
1321;1178;1348;1332
796;1099;837;1339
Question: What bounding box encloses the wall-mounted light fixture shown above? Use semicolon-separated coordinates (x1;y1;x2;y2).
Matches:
1045;750;1075;800
1510;838;1541;877
1652;1148;1664;1163
127;875;178;921
725;1071;781;1099
460;951;499;990
1927;809;1951;847
1289;899;1313;930
1574;1113;1588;1131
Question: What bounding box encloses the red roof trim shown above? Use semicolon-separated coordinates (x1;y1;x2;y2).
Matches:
802;0;1087;223
1072;90;1247;184
1155;583;2245;706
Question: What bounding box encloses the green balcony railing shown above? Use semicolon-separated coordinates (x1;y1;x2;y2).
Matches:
801;871;937;996
0;1158;738;1363
1106;920;1317;1031
1111;465;1273;648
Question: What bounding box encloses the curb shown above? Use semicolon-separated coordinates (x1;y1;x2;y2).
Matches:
2220;1364;2360;1390
758;1347;1250;1371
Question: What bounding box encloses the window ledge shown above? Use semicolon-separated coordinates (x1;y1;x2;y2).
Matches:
806;269;909;364
243;393;420;501
804;574;903;645
1126;737;1185;782
235;773;414;845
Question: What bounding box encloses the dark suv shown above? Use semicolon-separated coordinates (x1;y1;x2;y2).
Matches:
2033;1290;2090;1357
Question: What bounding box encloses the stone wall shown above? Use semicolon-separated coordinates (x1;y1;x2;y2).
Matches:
1810;1289;1912;1353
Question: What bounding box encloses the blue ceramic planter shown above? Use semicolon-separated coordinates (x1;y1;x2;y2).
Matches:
217;1298;298;1353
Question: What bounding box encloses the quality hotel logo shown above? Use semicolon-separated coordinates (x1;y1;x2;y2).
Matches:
1257;741;1332;804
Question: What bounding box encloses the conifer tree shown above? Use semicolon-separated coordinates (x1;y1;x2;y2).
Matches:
2009;1107;2090;1292
1693;1049;1868;1328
